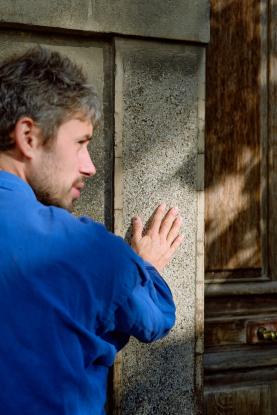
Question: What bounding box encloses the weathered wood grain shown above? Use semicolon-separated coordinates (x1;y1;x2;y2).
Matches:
269;0;277;279
205;367;277;388
205;293;277;317
205;346;277;372
205;385;271;415
205;0;263;274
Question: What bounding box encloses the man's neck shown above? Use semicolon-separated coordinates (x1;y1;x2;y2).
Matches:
0;152;27;182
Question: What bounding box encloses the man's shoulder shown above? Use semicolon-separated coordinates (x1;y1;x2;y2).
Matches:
1;185;142;282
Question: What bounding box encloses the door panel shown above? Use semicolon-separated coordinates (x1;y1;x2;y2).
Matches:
205;0;277;413
269;0;277;277
205;385;272;415
205;0;265;280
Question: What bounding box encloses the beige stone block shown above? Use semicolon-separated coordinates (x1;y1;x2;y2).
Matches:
0;0;210;43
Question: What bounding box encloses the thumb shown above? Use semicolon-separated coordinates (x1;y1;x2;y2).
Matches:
131;216;143;243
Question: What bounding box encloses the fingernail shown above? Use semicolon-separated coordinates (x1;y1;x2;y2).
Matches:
172;207;178;215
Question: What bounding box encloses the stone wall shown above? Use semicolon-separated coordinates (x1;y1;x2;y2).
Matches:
0;2;208;413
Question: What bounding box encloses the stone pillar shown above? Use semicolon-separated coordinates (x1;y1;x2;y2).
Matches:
114;39;205;415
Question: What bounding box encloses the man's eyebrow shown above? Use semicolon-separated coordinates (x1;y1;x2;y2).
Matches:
77;134;92;141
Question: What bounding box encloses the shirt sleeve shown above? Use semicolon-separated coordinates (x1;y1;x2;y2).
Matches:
77;217;176;348
112;259;176;344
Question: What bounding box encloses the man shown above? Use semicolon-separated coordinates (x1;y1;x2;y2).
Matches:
0;47;183;414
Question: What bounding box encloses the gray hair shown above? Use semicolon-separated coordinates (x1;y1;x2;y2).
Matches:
0;47;101;151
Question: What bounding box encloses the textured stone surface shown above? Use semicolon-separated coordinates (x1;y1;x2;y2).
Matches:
115;39;205;414
0;31;113;225
0;0;210;43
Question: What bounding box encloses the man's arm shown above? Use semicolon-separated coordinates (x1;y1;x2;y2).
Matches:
106;204;183;347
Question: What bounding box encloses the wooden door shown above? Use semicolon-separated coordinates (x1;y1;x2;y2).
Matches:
204;0;277;413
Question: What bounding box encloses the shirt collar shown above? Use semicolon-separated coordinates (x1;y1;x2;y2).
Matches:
0;171;37;200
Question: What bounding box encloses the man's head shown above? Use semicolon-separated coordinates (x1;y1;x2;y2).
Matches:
0;47;101;210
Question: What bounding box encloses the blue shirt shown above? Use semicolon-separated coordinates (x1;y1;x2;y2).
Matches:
0;171;175;415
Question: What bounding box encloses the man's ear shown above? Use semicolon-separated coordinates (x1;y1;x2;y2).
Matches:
11;117;41;159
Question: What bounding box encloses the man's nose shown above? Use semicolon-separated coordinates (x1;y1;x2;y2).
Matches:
80;152;96;177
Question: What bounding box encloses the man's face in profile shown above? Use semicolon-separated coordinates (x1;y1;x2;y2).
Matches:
28;118;96;211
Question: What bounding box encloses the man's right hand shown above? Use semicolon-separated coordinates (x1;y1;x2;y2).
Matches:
131;204;184;273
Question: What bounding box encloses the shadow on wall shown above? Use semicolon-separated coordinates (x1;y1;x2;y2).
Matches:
108;335;196;415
